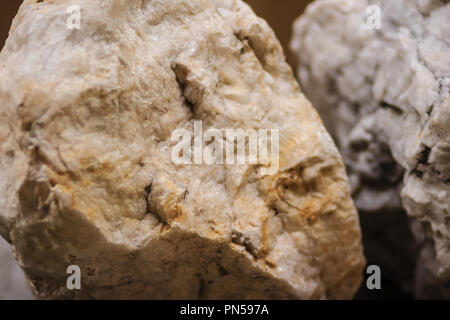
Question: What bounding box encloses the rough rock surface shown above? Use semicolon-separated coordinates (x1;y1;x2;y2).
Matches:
0;0;364;299
291;0;450;298
0;237;34;300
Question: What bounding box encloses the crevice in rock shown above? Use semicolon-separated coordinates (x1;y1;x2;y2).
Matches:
144;181;153;215
144;181;168;226
380;101;404;115
413;146;449;183
171;63;196;114
418;146;431;165
411;168;424;178
231;231;258;259
270;206;279;216
233;31;269;73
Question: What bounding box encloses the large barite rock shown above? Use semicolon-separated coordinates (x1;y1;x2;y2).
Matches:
0;0;364;299
291;0;450;298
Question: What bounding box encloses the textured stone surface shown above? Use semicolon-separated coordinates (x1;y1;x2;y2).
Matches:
0;237;34;300
0;0;364;299
291;0;450;298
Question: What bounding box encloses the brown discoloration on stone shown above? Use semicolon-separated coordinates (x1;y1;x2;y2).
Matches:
0;0;364;299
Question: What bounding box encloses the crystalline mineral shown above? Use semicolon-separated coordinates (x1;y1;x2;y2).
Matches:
0;0;364;299
291;0;450;298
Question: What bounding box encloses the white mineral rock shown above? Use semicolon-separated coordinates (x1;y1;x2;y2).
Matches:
291;0;450;298
0;0;364;299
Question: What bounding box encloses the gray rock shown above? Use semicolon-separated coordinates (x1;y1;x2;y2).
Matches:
0;237;34;300
291;0;450;298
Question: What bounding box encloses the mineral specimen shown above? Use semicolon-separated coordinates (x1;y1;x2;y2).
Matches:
0;0;364;299
291;0;450;298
